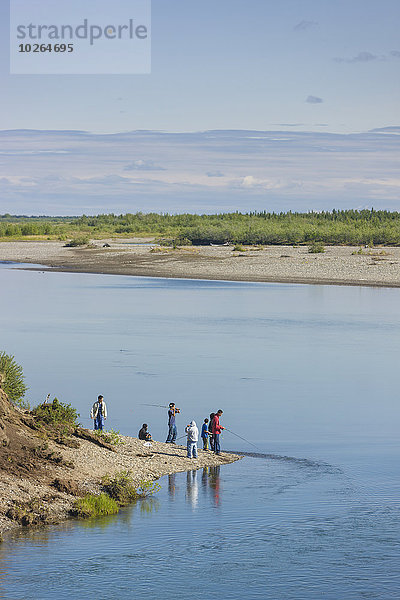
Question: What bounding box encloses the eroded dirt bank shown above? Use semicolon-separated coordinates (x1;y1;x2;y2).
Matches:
0;387;239;536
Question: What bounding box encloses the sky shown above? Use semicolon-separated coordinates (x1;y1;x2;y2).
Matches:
0;0;399;214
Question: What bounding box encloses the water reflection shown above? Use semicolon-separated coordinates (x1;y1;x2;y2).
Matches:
168;473;177;498
185;471;199;509
77;513;122;530
207;466;221;507
139;497;160;515
167;467;222;509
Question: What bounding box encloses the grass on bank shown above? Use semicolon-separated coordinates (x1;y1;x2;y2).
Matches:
72;493;119;518
64;236;90;247
101;471;161;505
308;241;325;253
72;471;161;519
93;429;124;446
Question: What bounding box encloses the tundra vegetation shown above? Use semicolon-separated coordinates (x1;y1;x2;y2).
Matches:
1;209;400;246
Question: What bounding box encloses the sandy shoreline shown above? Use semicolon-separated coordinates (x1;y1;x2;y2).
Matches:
0;428;239;537
1;239;400;287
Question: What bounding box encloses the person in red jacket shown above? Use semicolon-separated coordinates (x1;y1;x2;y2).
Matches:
211;409;224;455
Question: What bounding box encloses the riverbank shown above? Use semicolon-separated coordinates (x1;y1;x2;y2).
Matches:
1;239;400;287
0;388;239;536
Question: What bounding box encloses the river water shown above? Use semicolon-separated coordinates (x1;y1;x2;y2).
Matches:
0;264;399;599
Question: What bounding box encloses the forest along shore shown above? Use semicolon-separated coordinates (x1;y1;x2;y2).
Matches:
0;386;239;536
1;240;400;287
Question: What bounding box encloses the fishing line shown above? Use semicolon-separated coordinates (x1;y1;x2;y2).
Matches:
224;427;263;452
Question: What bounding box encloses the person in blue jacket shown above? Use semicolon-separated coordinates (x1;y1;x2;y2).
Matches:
201;418;209;450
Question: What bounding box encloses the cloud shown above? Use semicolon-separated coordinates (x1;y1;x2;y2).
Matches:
334;51;381;63
241;175;259;188
369;126;400;135
0;150;70;156
2;128;400;214
206;170;224;178
74;175;132;185
239;176;294;191
293;20;318;31
306;96;323;104
123;159;166;171
390;50;400;58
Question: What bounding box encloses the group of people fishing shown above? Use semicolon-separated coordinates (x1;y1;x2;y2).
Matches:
90;396;225;459
165;402;225;458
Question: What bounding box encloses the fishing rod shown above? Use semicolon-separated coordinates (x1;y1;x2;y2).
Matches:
223;427;263;452
177;427;261;452
140;403;182;411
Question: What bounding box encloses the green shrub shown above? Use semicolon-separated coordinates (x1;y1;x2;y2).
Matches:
94;429;124;446
64;236;90;247
101;471;160;506
71;493;119;518
0;351;28;408
32;398;79;428
308;241;325;254
174;237;192;246
101;471;140;505
233;244;246;252
136;479;161;498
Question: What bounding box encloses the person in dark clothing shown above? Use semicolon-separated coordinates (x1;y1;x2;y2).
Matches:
138;423;152;441
166;402;180;443
209;413;215;452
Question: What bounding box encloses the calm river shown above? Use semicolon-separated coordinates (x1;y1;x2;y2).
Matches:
0;264;399;599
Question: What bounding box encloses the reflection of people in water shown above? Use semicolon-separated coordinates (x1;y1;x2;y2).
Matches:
186;470;198;509
199;466;221;507
202;466;210;489
209;465;221;507
168;473;176;498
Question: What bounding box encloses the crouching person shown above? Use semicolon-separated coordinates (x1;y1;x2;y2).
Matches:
185;420;199;459
138;423;152;441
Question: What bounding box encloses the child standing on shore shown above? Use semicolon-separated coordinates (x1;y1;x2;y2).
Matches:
201;418;209;450
185;420;199;459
